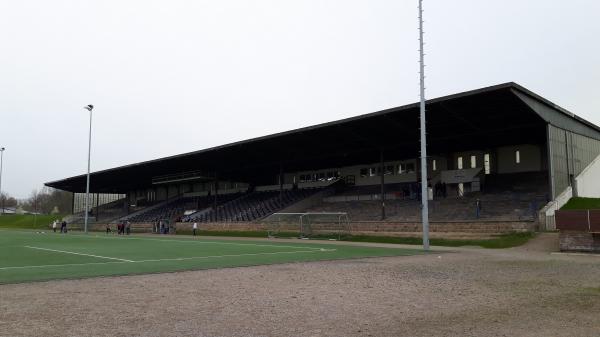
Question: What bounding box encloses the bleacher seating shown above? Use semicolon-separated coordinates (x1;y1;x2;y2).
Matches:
184;188;321;223
303;172;550;222
126;193;241;223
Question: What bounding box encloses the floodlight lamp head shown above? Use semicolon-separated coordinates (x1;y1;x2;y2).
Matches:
84;104;94;112
0;147;4;151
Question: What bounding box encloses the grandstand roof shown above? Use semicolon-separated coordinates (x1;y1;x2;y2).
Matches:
46;82;600;193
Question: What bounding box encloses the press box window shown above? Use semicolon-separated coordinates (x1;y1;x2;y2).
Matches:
515;150;521;164
457;157;463;170
360;168;368;177
470;155;477;168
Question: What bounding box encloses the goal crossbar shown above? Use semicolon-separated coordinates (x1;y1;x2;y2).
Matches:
263;212;351;239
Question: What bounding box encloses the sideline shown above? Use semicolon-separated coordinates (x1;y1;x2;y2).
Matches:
24;246;135;262
0;248;336;271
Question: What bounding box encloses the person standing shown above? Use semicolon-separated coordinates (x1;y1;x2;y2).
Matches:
192;222;198;236
475;198;482;219
61;220;67;233
52;220;57;233
125;221;131;235
106;223;111;234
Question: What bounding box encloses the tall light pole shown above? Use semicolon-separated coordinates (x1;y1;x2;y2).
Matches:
0;147;5;215
418;0;430;250
83;104;94;233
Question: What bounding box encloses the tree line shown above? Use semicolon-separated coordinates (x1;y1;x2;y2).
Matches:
1;187;72;215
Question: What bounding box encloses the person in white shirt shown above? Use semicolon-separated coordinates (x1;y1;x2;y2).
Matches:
52;220;57;233
193;222;198;236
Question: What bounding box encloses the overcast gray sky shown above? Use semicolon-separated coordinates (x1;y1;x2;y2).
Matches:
1;0;599;198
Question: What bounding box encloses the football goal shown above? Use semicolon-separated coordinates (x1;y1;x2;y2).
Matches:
263;212;351;240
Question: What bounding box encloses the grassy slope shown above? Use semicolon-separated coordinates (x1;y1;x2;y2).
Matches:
561;197;600;210
179;230;535;249
0;214;63;229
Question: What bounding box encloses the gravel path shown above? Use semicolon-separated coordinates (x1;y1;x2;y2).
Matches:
1;234;599;337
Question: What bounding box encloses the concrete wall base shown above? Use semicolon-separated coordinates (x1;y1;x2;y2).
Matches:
559;231;600;253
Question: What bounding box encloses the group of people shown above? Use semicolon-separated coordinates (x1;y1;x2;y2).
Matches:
115;221;131;235
104;221;131;235
51;220;68;233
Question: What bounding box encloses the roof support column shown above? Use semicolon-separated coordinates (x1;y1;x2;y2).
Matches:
95;193;99;222
380;149;385;220
213;175;218;216
279;164;284;207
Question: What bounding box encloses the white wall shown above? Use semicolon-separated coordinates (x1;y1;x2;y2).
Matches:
575;154;600;197
497;144;541;174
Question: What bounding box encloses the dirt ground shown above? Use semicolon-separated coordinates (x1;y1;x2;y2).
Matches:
1;233;599;337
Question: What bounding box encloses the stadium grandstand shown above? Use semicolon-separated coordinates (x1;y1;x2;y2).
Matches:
46;82;600;235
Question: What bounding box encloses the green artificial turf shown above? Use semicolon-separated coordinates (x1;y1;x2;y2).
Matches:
561;197;600;210
0;230;424;284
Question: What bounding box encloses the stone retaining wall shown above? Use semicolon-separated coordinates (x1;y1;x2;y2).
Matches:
559;231;600;253
93;220;534;237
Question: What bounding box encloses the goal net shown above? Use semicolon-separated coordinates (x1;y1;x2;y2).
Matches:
263;212;351;239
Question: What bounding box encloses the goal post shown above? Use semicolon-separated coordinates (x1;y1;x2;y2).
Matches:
263;212;351;239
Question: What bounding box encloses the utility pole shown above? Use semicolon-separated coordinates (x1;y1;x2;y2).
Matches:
418;0;430;250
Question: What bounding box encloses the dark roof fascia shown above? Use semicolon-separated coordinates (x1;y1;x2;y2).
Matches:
47;82;595;187
509;83;600;134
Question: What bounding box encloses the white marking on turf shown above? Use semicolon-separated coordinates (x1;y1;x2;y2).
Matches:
1;229;328;251
135;249;337;263
23;246;135;262
0;248;336;270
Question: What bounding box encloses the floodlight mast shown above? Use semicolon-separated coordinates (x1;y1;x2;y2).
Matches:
83;104;94;234
418;0;430;250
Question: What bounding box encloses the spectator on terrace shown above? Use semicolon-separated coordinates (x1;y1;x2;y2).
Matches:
475;198;482;218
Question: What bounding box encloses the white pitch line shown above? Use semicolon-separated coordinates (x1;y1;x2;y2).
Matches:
1;229;326;251
0;248;336;271
136;248;337;263
23;246;135;262
0;260;126;271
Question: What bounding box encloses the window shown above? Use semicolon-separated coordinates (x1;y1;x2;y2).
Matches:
470;155;477;168
398;164;405;174
432;159;437;171
457;156;463;169
406;163;415;173
385;165;394;175
369;168;377;177
515;150;521;164
484;153;491;174
318;172;325;181
360;168;368;177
